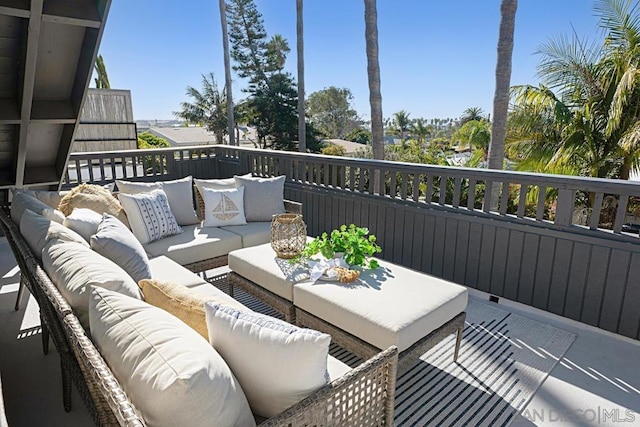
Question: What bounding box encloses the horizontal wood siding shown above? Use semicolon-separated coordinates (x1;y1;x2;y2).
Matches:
285;181;640;340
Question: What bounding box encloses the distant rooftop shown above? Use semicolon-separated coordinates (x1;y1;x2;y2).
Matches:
148;126;218;146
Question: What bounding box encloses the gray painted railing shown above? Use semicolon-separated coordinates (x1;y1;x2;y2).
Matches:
64;145;640;340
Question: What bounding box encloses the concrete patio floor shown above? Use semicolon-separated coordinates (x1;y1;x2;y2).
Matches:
0;236;639;426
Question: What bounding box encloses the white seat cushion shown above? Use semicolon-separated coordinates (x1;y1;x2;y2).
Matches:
293;258;468;352
221;222;271;248
89;287;255;427
144;224;242;266
204;303;331;418
147;256;246;309
228;243;309;301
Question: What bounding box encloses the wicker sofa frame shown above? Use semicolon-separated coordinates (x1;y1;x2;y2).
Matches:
0;206;399;426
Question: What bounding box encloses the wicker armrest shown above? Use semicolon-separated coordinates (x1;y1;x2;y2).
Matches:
63;314;145;427
259;346;398;427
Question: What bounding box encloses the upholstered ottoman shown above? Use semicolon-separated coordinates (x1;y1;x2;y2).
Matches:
293;259;468;372
228;243;468;372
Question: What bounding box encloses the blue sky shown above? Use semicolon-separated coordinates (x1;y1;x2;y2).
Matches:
97;0;602;122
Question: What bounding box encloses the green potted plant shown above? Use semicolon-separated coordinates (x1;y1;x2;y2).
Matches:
296;224;382;269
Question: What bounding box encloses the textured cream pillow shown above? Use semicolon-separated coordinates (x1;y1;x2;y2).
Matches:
10;191;65;225
234;175;285;222
63;208;103;242
20;209;88;259
138;279;245;339
58;184;129;227
42;240;141;329
89;287;255;427
205;303;331;418
91;214;151;283
116;176;199;226
202;187;247;227
118;189;182;244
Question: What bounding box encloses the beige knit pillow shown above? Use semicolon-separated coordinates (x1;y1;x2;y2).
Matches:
58;184;129;227
138;279;245;340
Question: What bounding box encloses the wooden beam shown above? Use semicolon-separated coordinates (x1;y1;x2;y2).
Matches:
56;0;112;183
15;0;43;187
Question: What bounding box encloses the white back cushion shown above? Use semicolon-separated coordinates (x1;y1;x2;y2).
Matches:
202;187;247;227
118;189;182;245
234;175;285;222
20;209;88;259
42;240;141;329
91;214;152;283
89;287;255;427
116;176;199;226
11;191;65;225
205;303;331;418
63;208;103;242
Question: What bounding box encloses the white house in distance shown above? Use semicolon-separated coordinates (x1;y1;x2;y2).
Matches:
147;126;218;147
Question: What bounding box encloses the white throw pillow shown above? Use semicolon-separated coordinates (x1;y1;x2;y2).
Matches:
116;177;199;226
63;208;103;242
118;189;182;245
20;209;88;259
90;214;152;283
202;187;247;227
234;175;285;222
10;191;65;225
42;240;141;329
89;287;255;427
204;303;331;418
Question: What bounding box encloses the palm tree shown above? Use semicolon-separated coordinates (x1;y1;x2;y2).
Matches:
364;0;384;161
296;0;306;152
219;0;235;145
488;0;517;172
411;118;433;144
390;110;411;146
460;107;485;124
94;54;110;89
508;0;640;180
174;73;228;145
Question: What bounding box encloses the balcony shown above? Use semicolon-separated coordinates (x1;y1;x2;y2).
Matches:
1;145;639;425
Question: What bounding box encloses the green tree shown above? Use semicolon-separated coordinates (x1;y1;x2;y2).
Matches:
174;72;228;145
345;128;372;145
307;87;361;138
460;107;486;125
410;118;433;144
227;0;301;151
137;132;170;172
389;110;411;146
94;54;110;89
321;144;347;156
508;0;640;180
452;120;491;160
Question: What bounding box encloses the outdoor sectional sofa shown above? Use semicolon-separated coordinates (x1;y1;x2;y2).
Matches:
0;177;398;427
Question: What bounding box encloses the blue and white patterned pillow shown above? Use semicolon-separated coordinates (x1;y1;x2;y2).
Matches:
204;303;331;418
118;189;182;244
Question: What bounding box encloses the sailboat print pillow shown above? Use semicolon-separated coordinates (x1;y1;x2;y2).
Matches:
201;187;247;227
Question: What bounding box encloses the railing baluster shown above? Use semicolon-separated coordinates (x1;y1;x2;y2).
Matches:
323;162;329;186
467;178;476;210
390;172;397;198
87;159;94;182
75;159;82;183
555;189;576;226
517;183;528;218
452;177;462;207
110;157;116;181
590;192;604;230
439;176;447;206
98;158;105;182
378;169;385;196
331;164;338;188
426;175;433;203
369;168;375;195
400;173;408;200
358;168;365;192
483;180;493;213
536;186;547;221
339;165;346;189
499;182;510;215
412;174;420;201
307;161;313;184
613;195;629;233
